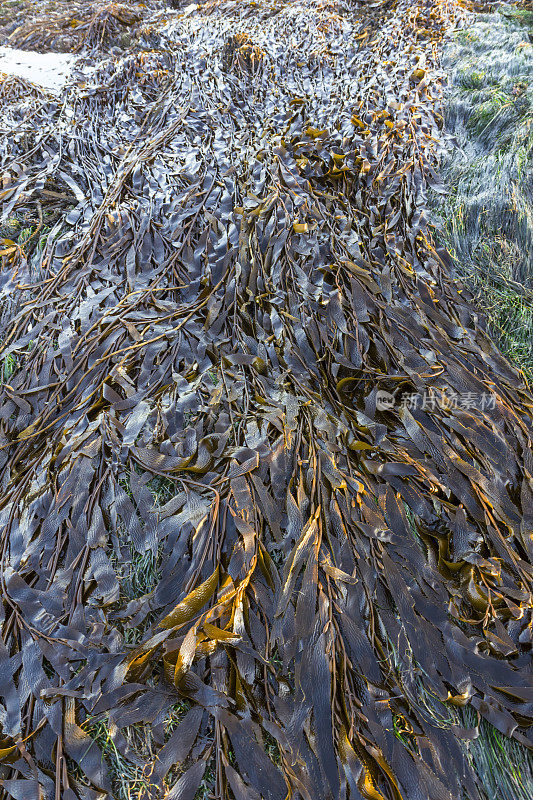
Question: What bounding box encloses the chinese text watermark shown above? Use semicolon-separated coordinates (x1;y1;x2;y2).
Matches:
376;390;496;412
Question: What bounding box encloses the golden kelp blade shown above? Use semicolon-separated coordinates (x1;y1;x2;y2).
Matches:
158;566;220;629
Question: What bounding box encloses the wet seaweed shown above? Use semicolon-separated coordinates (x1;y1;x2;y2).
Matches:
0;1;532;799
0;0;168;54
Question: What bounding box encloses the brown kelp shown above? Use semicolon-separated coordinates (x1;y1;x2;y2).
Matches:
0;1;532;799
0;1;166;54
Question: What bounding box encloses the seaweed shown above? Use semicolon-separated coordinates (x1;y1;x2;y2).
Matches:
0;1;532;799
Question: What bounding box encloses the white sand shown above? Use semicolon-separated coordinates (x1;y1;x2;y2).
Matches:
0;46;77;91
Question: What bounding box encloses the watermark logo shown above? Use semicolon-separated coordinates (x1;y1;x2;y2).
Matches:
376;390;496;412
375;390;395;411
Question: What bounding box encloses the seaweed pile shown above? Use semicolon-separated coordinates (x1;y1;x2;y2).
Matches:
0;1;168;54
0;1;533;799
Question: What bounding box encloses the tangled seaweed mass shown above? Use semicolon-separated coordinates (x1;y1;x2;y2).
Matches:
0;0;532;798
